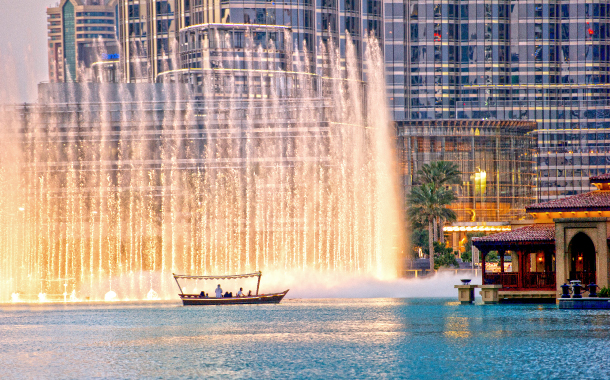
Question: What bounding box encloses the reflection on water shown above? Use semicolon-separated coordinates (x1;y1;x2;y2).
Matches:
2;299;610;378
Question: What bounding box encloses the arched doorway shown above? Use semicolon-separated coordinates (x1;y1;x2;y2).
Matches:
568;232;596;284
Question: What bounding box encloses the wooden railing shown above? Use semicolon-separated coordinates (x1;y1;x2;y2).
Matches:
524;272;556;289
483;273;519;288
483;272;556;289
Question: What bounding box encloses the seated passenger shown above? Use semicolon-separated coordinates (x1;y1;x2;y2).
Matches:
199;291;205;297
247;290;252;297
224;291;230;298
237;288;245;297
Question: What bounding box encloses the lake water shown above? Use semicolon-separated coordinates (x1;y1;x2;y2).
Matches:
1;298;609;379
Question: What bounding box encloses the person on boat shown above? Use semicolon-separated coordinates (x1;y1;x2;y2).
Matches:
215;284;223;298
237;288;245;297
224;291;230;297
199;291;205;297
247;290;252;297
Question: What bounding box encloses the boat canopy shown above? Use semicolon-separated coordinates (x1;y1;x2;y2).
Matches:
172;272;261;280
172;271;263;295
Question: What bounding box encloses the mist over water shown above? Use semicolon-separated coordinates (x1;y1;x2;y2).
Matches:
268;270;481;299
0;36;405;302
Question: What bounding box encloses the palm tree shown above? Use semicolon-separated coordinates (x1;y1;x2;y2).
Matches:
416;161;461;189
416;161;461;243
408;183;457;270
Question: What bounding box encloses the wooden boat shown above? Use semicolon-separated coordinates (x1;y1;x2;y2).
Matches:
172;271;289;306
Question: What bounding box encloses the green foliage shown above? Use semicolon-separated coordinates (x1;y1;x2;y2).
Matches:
485;251;499;262
461;232;485;263
416;161;461;188
464;232;485;253
433;241;459;270
411;228;429;258
407;183;457;226
599;286;610;298
407;161;462;269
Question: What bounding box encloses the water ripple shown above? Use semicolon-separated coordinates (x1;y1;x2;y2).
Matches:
1;299;610;379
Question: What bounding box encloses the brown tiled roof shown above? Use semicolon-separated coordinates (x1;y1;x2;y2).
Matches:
526;191;610;212
590;173;610;183
472;224;555;247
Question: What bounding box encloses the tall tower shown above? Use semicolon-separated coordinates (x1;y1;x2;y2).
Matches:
386;0;610;201
117;0;383;83
47;0;119;83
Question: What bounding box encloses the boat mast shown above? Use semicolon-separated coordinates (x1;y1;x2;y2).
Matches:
256;271;262;295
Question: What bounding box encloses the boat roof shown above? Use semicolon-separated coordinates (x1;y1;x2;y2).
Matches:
173;271;262;280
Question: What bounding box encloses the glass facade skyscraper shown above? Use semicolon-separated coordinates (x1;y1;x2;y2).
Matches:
385;0;610;200
118;0;383;82
47;0;119;83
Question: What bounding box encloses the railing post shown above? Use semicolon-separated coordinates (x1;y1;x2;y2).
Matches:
518;250;524;288
481;250;488;284
499;249;505;273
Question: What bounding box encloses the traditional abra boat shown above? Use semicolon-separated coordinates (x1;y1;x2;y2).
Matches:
172;271;289;306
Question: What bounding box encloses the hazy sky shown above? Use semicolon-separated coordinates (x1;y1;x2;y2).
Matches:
0;0;53;102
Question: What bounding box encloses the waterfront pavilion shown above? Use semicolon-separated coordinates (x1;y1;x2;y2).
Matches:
473;173;610;302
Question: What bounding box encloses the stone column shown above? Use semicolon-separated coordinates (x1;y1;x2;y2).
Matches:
596;221;609;288
555;223;567;294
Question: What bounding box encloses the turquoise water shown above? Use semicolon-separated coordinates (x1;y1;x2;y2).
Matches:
1;298;609;379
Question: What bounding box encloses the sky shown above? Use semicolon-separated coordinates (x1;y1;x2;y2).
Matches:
0;0;53;102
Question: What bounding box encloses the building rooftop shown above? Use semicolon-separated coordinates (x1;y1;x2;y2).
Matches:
472;224;555;246
526;190;610;213
590;173;610;183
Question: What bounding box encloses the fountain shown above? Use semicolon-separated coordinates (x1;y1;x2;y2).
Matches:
0;35;403;302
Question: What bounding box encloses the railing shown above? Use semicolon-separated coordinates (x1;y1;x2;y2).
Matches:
483;272;556;289
569;271;596;285
524;272;556;289
483;272;519;288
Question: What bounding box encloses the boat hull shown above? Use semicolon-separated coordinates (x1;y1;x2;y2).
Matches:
179;290;289;306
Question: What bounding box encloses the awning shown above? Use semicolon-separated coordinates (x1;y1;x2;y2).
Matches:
173;272;262;280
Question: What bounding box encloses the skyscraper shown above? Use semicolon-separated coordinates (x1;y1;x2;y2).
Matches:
117;0;383;82
47;0;119;83
385;0;610;200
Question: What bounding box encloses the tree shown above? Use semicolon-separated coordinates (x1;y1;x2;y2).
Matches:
416;161;461;189
411;228;429;258
461;232;485;263
433;242;459;270
408;183;457;271
415;161;461;243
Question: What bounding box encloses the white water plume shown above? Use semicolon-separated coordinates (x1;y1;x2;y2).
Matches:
0;35;404;302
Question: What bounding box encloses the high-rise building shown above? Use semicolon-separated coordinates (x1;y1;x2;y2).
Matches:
117;0;383;83
385;0;610;201
47;0;119;83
